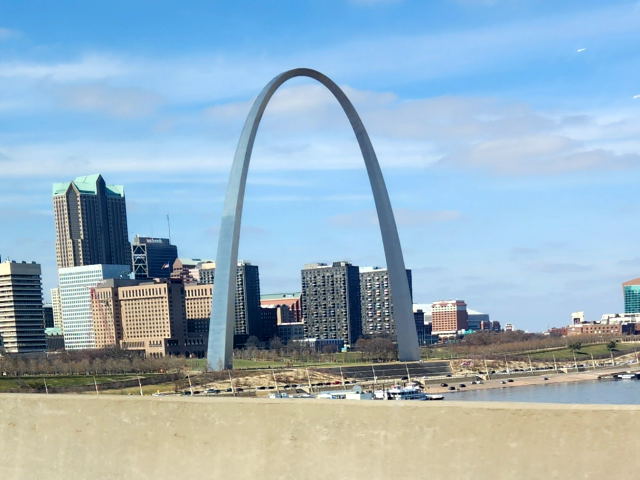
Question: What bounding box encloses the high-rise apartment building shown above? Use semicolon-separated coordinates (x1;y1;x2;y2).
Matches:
0;260;47;353
52;174;131;268
50;287;63;329
301;261;361;344
91;278;192;357
359;266;412;337
131;236;178;279
623;278;640;313
58;264;130;350
431;300;468;339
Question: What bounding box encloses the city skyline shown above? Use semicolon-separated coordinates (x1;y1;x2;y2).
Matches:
1;0;640;331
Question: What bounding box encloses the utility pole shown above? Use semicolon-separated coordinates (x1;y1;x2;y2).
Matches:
573;352;578;372
187;373;194;396
553;353;558;373
339;366;345;387
138;376;144;396
228;370;235;396
483;358;490;380
528;355;533;373
306;368;313;393
271;369;279;394
590;353;596;370
93;376;99;396
43;377;49;395
405;363;412;383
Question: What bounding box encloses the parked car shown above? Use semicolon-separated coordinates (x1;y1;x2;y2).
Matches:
440;383;448;387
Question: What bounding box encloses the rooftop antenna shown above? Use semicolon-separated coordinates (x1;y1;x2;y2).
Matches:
166;214;172;242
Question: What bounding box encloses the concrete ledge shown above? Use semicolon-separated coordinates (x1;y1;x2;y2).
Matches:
1;394;639;479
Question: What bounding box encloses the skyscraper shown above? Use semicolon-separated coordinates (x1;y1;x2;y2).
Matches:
301;261;361;344
52;174;131;268
359;266;412;337
623;278;640;313
131;236;178;279
58;264;130;350
0;260;46;353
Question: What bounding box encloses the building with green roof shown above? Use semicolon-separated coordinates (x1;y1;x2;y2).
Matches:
52;174;131;269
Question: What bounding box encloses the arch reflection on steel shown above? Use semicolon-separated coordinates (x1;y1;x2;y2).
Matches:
207;68;420;370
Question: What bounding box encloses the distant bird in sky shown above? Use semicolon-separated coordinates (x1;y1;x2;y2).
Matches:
576;48;587;53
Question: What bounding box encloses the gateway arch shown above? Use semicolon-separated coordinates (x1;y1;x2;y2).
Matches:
207;68;420;370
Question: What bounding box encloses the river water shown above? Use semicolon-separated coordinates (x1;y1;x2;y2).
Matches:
449;379;640;405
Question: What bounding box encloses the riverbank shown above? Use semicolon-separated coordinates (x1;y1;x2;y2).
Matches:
427;363;640;396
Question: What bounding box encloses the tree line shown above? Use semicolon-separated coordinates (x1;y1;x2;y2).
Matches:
0;348;188;377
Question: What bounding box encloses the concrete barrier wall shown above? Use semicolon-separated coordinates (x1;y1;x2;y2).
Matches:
1;394;639;480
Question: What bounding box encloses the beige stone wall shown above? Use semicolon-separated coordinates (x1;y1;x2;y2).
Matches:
1;395;640;480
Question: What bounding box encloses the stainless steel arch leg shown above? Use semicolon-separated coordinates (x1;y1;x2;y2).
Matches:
207;68;420;370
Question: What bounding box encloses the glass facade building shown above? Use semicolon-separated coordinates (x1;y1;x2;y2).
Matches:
623;278;640;313
131;236;178;279
58;264;131;350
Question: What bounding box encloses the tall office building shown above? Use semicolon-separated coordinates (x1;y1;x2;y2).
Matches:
50;287;63;329
52;174;131;268
359;266;412;337
301;261;361;345
431;300;468;339
623;278;640;313
58;264;130;350
0;260;46;353
92;278;191;357
131;236;178;279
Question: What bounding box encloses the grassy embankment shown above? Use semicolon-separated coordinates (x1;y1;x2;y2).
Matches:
425;341;640;362
527;342;639;362
0;374;160;393
187;352;388;371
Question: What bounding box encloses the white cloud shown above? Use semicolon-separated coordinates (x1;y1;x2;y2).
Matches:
55;83;163;117
0;54;125;82
204;84;640;175
0;27;19;40
329;208;461;228
1;82;639;177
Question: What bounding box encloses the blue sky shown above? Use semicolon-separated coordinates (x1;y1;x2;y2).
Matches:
1;0;639;331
